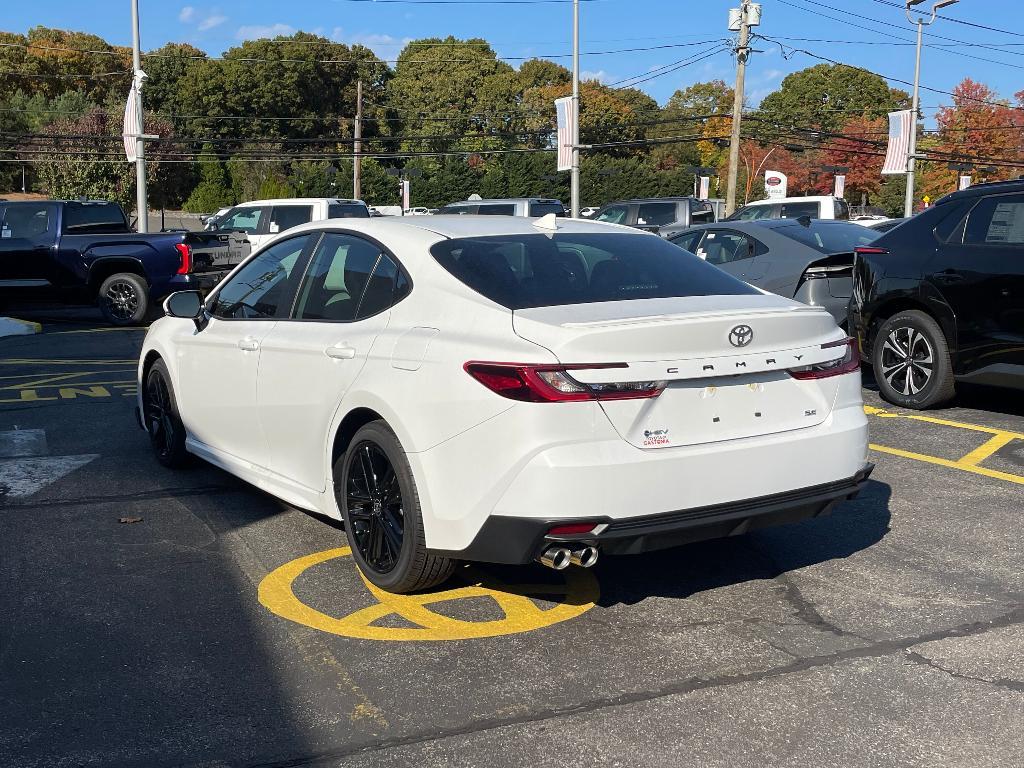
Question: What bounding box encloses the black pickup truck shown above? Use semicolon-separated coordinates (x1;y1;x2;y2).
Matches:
0;200;248;325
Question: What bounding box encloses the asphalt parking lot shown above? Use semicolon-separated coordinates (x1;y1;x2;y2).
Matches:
1;309;1022;768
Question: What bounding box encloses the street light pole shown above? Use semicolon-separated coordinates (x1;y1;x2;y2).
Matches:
904;0;960;217
130;0;148;233
570;0;580;218
725;1;757;217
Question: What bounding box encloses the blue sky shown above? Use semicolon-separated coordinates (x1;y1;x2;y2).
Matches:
8;1;1022;125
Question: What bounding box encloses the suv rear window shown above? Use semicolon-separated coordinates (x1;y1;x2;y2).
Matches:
773;221;879;253
430;233;758;310
528;201;566;217
327;203;370;219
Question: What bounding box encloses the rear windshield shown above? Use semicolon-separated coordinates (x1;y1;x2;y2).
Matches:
529;201;567;217
436;204;474;215
430;232;758;310
327;203;369;219
772;221;879;253
63;202;127;231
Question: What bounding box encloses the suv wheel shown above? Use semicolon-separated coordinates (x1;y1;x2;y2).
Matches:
99;272;150;326
873;310;955;409
336;421;455;593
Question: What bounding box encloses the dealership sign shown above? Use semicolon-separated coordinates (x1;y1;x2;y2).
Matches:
765;170;788;199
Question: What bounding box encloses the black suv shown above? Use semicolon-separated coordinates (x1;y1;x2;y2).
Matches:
592;197;715;237
849;180;1024;408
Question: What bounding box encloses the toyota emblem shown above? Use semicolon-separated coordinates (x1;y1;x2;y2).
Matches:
729;325;754;347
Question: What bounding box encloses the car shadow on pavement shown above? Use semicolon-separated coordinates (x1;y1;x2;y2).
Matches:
591;479;892;608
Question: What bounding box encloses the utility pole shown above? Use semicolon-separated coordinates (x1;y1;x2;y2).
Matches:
570;0;580;218
904;0;960;216
353;79;362;201
725;2;759;217
130;0;148;232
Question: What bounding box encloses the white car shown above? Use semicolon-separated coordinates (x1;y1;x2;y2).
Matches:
138;216;871;593
213;198;370;251
729;196;851;221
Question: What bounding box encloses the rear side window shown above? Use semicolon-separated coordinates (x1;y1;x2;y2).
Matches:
669;230;703;253
964;194;1024;246
2;204;51;239
528;201;566;217
269;205;313;233
780;202;818;219
697;230;762;265
478;204;516;216
294;233;408;321
328;203;370;219
430;232;758;310
637;202;677;227
731;204;776;221
63;203;126;231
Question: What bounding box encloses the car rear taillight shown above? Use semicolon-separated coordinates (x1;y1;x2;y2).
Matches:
464;362;666;403
789;338;859;380
547;522;600;536
854;246;889;256
174;243;193;275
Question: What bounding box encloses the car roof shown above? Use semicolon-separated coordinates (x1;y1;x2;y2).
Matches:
234;198;365;206
935;178;1024;204
441;198;562;205
598;197;695;205
276;213;646;241
682;218;855;232
742;196;836;206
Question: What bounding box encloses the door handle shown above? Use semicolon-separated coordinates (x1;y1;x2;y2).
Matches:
237;337;260;352
325;345;356;359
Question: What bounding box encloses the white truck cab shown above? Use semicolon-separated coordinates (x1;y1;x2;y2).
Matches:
728;196;850;222
212;198;369;251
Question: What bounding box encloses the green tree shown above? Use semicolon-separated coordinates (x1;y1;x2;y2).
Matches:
183;145;234;212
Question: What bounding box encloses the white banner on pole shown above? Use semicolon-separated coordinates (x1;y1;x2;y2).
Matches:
834;174;846;199
882;110;913;175
555;96;575;172
122;79;140;162
958;175;972;191
401;179;411;211
765;170;787;199
698;176;710;200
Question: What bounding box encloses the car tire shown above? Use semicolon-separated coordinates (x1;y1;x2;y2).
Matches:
143;359;190;468
336;421;455;593
872;310;956;409
98;272;150;326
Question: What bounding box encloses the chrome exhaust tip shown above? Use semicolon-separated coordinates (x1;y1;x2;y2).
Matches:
570;545;599;568
538;546;572;570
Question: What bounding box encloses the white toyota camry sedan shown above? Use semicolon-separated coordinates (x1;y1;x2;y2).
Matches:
137;215;871;593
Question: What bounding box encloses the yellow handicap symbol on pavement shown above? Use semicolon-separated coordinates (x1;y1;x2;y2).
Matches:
258;547;599;641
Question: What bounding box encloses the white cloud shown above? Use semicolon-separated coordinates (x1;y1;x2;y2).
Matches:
330;27;412;60
236;23;297;40
198;14;227;31
581;70;610;84
178;6;195;23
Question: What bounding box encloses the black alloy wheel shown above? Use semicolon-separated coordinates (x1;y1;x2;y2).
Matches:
144;360;189;468
345;441;405;574
336;421;454;593
98;272;150;325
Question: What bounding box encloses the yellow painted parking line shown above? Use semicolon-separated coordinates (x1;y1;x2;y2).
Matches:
259;547;599;642
869;443;1024;486
864;404;1024;440
4;379;134;391
958;432;1019;467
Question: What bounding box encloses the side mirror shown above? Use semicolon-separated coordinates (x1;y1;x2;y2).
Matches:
164;291;207;331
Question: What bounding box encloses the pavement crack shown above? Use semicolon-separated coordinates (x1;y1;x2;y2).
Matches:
904;650;1024;693
0;484;244;510
236;605;1024;768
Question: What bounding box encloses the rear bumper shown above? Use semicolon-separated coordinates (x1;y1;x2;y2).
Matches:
435;463;873;564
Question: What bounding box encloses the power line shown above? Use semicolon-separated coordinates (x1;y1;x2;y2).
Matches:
608;44;730;89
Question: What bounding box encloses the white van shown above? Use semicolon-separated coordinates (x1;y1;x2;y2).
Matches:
727;195;850;221
212;198;369;251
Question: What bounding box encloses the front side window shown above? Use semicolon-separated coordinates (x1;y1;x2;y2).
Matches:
210;235;311;319
698;230;758;265
294;233;407;321
595;205;629;224
217;206;265;234
2;204;51;239
431;232;758;310
730;204;775;221
964;194;1024;246
637;202;677;227
669;230;704;253
269;205;313;233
